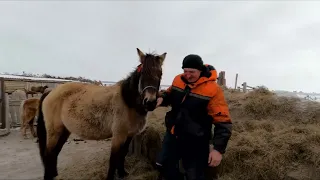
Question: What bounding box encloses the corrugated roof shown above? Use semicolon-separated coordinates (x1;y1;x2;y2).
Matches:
0;74;171;88
101;80;170;89
0;74;77;82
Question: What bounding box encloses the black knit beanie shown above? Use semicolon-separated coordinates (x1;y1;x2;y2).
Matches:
182;54;204;71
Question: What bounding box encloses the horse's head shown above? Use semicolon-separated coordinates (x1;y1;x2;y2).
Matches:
42;85;49;92
136;48;166;111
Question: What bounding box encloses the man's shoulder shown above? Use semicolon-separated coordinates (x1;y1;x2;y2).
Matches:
196;80;220;97
203;79;219;89
171;74;183;83
174;73;183;79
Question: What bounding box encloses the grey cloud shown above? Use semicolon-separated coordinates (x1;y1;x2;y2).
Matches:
0;1;319;92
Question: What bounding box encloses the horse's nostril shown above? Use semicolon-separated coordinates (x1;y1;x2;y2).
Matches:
145;100;157;111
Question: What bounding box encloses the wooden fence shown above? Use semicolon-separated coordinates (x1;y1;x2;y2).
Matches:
238;82;256;93
8;94;43;128
232;73;257;92
0;77;72;136
0;80;10;137
0;70;230;135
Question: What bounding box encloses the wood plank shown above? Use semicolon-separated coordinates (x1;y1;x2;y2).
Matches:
0;78;6;129
5;81;26;93
9;100;22;106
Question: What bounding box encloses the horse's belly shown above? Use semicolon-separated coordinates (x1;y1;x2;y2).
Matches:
62;118;112;140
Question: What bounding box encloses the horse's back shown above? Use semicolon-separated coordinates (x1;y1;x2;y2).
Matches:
49;81;120;100
48;82;85;96
20;98;39;117
24;98;40;107
20;98;39;125
42;81;123;140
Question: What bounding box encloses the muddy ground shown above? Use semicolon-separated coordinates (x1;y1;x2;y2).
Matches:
0;129;114;180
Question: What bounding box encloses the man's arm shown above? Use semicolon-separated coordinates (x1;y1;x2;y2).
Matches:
207;85;232;154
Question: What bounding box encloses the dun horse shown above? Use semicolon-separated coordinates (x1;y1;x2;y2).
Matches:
37;48;167;180
25;85;49;98
31;85;49;93
20;98;40;138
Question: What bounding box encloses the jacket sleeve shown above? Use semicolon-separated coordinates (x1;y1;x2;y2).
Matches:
159;86;172;107
207;84;232;154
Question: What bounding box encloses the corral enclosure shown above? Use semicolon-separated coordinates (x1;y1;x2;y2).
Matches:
0;75;75;130
1;87;320;180
1;73;320;180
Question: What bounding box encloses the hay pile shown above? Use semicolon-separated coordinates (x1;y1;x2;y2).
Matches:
128;87;320;180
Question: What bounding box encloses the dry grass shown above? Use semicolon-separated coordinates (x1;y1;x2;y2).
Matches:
127;87;320;180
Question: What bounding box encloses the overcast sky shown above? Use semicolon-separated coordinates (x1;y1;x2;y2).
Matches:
0;1;319;93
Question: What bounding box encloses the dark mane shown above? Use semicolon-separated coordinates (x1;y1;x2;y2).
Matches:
119;66;141;109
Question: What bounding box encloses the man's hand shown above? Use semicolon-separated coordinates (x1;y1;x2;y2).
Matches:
156;97;163;108
208;149;222;167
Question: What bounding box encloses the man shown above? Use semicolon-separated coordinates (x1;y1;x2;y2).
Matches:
155;54;232;180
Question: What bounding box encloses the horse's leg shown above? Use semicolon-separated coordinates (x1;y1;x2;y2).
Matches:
44;127;70;180
106;134;128;180
21;113;28;138
28;117;37;137
117;136;133;178
21;122;27;138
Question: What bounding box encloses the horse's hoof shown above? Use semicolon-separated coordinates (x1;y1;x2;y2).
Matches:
44;175;55;180
44;170;58;180
117;169;129;178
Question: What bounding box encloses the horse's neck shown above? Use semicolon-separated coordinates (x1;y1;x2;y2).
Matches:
120;72;140;108
120;69;148;116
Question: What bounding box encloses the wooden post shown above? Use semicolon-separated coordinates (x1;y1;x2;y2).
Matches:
217;72;221;85
221;71;226;86
5;93;10;131
242;82;247;93
0;78;6;129
234;73;238;89
218;71;226;86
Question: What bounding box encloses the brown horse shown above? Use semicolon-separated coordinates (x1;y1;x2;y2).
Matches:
31;85;49;93
36;48;167;180
43;87;53;94
25;85;49;98
20;98;40;139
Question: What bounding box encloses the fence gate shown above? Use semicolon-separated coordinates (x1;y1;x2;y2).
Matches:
9;100;22;127
0;78;10;136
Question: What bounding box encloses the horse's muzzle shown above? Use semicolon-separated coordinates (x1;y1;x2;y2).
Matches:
143;98;157;111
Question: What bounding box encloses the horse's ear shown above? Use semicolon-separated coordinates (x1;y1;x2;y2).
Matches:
137;48;145;63
158;52;167;65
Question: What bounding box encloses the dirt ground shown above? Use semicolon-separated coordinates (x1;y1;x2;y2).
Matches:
2;87;320;180
0;129;114;180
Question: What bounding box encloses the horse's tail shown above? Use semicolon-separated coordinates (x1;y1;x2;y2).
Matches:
37;90;51;165
19;99;26;126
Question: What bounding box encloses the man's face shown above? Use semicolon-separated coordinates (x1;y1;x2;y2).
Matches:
183;68;201;83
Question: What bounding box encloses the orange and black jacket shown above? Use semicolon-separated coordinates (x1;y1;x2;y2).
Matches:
160;65;232;154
